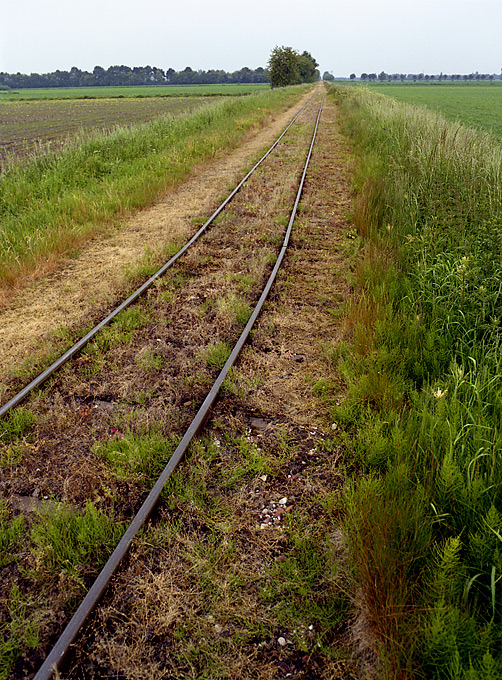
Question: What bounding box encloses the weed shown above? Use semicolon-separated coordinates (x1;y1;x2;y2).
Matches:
221;367;244;398
0;585;39;680
135;347;162;371
0;501;24;567
0;408;36;445
220;435;277;488
233;272;257;294
30;501;124;583
0;441;24;467
276;427;295;456
216;293;252;327
263;514;348;646
200;342;232;371
94;432;178;484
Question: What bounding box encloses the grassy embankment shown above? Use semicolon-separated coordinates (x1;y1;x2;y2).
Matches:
0;86;305;291
330;85;502;678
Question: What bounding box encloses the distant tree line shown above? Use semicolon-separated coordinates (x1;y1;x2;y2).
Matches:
0;64;269;89
356;71;501;82
267;47;320;88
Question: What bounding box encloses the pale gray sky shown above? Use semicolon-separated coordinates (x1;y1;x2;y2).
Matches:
1;0;501;77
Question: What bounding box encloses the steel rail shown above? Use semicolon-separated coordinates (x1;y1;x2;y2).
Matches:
33;93;324;680
0;94;316;421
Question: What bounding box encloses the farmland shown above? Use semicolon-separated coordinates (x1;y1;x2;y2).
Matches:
0;97;210;167
0;83;269;101
367;81;502;139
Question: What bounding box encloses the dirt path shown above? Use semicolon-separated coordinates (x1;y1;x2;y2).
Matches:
0;91;312;387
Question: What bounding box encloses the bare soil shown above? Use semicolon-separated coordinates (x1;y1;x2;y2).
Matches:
0;97;209;166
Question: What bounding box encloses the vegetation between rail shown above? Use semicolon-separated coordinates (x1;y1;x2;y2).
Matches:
330;85;502;677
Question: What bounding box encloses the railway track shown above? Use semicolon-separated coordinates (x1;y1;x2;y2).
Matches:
1;90;326;679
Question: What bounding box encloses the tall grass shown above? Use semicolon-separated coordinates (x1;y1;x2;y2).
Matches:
331;85;502;678
0;87;305;288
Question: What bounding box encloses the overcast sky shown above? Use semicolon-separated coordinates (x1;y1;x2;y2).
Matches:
1;0;501;77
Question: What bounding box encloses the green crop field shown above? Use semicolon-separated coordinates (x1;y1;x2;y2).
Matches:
0;96;210;166
366;82;502;139
0;83;269;101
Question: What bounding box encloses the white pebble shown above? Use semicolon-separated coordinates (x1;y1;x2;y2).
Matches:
278;636;286;646
279;497;288;505
260;475;267;481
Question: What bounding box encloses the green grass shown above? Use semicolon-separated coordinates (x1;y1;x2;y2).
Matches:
263;514;348;648
94;433;178;484
0;83;270;101
0;86;305;289
331;84;502;678
200;341;232;370
0;501;24;567
0;501;122;678
0;586;39;680
0;408;36;445
366;82;502;140
31;501;124;583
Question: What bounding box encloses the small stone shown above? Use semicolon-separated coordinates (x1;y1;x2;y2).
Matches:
331;422;338;431
260;523;268;530
250;417;269;431
279;497;288;505
278;636;287;646
260;475;267;481
214;624;223;633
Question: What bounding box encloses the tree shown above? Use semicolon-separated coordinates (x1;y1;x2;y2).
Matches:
268;46;300;87
298;51;319;83
350;73;356;80
323;71;335;82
